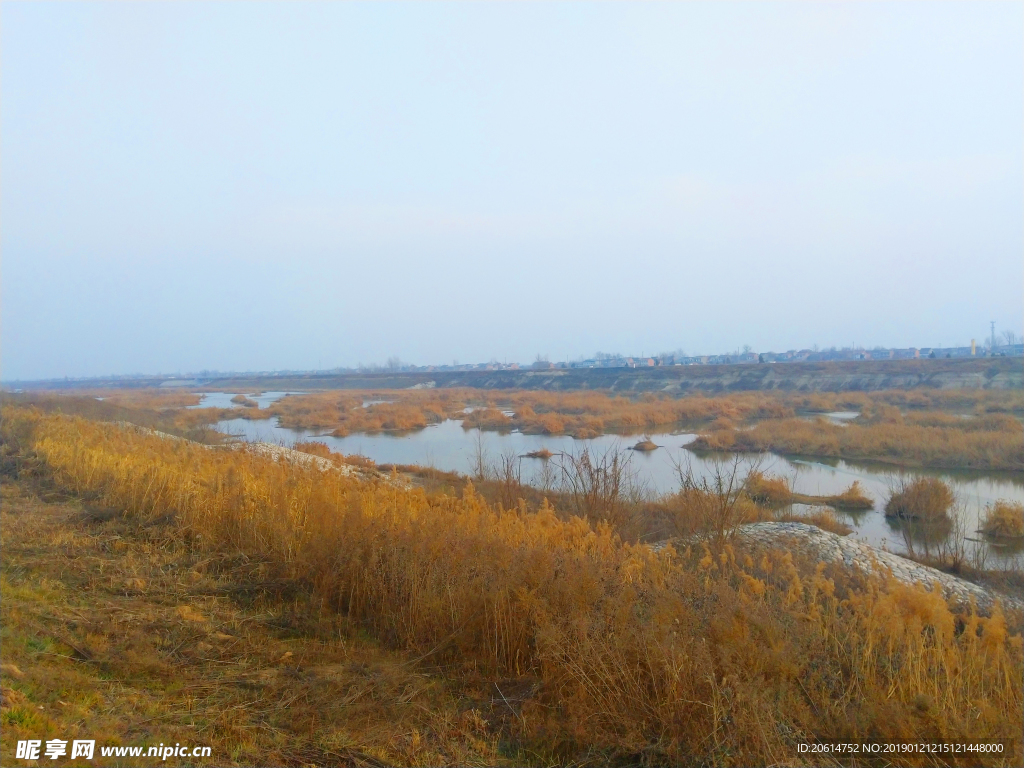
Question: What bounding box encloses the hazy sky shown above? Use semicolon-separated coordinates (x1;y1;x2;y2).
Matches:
2;2;1022;380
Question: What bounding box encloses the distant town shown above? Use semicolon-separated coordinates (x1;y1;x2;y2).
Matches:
389;337;1024;374
6;334;1021;387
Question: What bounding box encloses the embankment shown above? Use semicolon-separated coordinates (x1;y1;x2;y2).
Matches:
13;358;1021;394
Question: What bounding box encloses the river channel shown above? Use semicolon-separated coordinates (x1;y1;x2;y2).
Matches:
194;393;1024;566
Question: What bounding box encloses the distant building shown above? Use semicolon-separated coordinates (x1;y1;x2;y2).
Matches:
891;348;919;360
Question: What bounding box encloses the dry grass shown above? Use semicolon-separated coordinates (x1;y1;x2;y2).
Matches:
82;388;204;410
250;389;803;438
745;472;794;507
981;501;1024;539
885;478;955;522
523;449;553;460
746;473;874;513
292;441;376;471
692;414;1024;471
819;481;874;511
775;507;854;536
0;482;514;767
3;405;1022;765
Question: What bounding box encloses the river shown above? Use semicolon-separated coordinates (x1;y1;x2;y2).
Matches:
195;392;1024;566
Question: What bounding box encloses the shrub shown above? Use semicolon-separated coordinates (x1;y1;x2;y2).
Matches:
885;477;954;522
745;471;792;507
824;481;874;510
981;501;1024;538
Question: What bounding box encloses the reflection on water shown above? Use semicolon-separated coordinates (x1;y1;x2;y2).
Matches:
885;515;954;551
824;411;859;424
214;414;1024;566
188;391;303;410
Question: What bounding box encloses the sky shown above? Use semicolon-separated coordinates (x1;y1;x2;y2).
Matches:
2;2;1022;380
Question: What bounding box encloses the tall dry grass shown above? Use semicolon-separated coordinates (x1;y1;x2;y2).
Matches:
7;406;1021;764
885;477;956;522
262;389;800;438
692;415;1024;471
981;501;1024;539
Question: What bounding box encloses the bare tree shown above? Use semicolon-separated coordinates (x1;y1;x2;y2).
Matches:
555;444;639;530
937;495;969;571
536;455;556;494
494;449;523;511
1003;330;1018;348
472;431;489;482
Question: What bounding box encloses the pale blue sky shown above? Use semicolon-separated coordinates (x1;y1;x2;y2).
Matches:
2;2;1021;379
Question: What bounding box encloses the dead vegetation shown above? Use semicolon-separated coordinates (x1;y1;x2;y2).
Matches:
0;482;514;767
745;471;874;512
885;477;956;522
30;386;1024;471
774;507;854;536
981;501;1024;539
1;405;1022;766
691;411;1024;471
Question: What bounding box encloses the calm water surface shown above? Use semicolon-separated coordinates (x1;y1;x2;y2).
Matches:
189;391;303;409
196;395;1024;566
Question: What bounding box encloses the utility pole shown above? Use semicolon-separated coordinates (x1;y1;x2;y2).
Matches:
991;321;997;353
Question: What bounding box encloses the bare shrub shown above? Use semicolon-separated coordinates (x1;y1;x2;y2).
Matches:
554;445;640;531
472;431;489;482
668;454;764;541
493;449;523;511
936;497;970;570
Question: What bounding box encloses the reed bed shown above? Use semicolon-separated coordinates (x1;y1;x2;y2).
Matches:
692;416;1024;471
746;472;874;511
66;387;1021;472
3;405;1021;765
